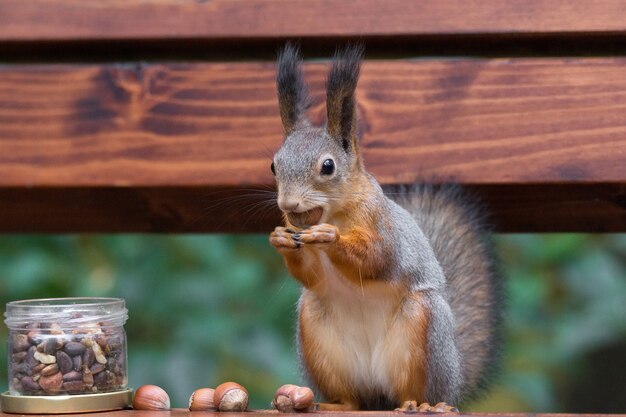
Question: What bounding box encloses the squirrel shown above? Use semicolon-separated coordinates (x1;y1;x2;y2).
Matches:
269;44;503;412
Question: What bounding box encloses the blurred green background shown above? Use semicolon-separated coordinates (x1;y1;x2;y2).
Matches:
0;234;625;412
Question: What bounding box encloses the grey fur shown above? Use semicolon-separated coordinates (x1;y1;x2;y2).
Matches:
423;292;463;405
273;45;502;408
387;184;504;402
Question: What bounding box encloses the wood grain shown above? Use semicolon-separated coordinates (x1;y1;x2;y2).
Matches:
1;0;626;42
1;410;625;417
0;59;625;232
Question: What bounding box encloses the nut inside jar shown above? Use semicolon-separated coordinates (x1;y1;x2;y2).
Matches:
5;298;128;396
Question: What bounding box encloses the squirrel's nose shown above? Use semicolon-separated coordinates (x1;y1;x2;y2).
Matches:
278;199;300;213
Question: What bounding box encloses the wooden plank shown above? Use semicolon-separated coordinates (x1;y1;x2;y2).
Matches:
1;0;626;42
0;59;625;233
1;410;625;417
0;184;623;233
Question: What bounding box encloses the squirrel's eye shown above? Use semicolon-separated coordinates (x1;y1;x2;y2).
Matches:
271;162;276;175
320;159;335;176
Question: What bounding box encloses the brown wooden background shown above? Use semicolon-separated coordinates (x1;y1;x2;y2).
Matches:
0;0;625;233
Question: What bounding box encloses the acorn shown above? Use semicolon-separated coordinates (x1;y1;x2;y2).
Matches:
132;384;171;410
273;384;314;412
214;382;249;412
189;387;216;411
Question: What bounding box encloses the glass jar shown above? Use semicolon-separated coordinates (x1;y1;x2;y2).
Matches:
4;298;128;397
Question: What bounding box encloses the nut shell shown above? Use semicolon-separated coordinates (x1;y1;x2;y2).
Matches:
133;385;171;410
214;382;249;412
273;394;294;413
290;386;314;410
189;387;216;411
275;384;298;398
273;384;314;412
273;384;297;412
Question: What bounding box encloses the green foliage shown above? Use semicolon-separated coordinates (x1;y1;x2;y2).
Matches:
469;234;626;412
0;234;624;411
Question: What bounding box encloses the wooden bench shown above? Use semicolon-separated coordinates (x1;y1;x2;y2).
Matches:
0;1;625;416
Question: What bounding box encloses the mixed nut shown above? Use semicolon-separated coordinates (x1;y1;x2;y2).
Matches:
132;385;171;410
133;381;316;412
8;321;126;395
272;384;315;412
187;382;249;412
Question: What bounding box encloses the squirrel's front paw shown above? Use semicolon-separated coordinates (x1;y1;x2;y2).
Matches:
270;227;302;251
295;223;339;246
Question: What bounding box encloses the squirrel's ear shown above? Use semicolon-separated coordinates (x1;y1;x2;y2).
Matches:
276;44;311;135
326;44;364;153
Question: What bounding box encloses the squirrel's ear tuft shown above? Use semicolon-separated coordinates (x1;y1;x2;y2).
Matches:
276;43;311;135
326;44;364;152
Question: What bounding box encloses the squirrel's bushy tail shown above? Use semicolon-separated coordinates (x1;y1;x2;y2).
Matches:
387;184;504;402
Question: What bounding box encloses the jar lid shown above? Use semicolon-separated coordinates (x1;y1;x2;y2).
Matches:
0;389;132;414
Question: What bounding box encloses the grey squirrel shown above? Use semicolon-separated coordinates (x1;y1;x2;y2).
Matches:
269;44;503;412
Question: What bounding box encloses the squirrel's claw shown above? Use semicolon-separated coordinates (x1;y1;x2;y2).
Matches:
396;401;458;414
270;227;302;251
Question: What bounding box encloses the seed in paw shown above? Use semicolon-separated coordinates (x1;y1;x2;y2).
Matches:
214;382;249;412
188;387;216;411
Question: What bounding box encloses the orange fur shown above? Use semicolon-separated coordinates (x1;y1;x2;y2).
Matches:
280;249;323;289
391;292;430;404
298;295;358;408
299;287;430;409
325;225;390;286
271;45;501;411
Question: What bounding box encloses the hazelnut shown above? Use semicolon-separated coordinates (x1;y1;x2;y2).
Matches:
189;387;216;411
273;384;298;412
291;386;314;410
273;384;314;412
132;384;171;410
214;382;249;412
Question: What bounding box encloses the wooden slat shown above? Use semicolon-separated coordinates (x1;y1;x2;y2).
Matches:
0;59;625;233
1;410;625;417
1;184;624;234
1;0;626;42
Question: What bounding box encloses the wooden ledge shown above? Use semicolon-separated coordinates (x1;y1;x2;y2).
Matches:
2;0;626;42
0;59;625;232
1;410;625;417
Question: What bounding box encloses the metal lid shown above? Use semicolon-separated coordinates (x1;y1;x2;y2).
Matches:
1;388;132;414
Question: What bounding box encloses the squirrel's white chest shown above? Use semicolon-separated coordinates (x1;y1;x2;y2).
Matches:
301;252;413;399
